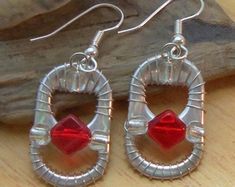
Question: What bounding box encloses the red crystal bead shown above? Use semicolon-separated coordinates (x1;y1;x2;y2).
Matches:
50;115;91;155
147;110;186;149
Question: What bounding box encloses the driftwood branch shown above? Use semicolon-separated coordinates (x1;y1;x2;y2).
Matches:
0;0;69;30
0;0;234;125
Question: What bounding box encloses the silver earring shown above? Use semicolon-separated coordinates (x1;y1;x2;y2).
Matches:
119;0;205;180
29;3;124;186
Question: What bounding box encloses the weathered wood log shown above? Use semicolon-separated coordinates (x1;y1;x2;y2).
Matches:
0;0;70;30
0;0;234;125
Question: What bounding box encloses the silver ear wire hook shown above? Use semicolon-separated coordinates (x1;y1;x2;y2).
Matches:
118;0;174;34
30;3;124;72
118;0;204;35
30;3;124;48
175;0;204;34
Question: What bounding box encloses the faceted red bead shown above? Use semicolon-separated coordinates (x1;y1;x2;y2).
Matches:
50;115;91;155
147;110;186;149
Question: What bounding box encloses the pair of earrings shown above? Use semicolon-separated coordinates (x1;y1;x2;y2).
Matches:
30;0;205;186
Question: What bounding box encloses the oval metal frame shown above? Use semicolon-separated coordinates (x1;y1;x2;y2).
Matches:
125;55;205;179
30;62;112;186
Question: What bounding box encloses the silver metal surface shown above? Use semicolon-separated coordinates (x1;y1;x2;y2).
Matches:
30;63;112;186
125;55;205;179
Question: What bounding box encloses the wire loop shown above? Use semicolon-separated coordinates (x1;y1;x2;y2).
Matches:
69;52;97;72
161;43;188;60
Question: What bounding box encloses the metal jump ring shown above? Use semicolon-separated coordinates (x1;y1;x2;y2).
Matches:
69;52;97;72
69;52;88;69
170;45;188;60
79;57;97;72
161;43;181;57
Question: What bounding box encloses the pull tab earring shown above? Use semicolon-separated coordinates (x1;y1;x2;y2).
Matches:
119;0;205;179
29;3;124;186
